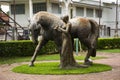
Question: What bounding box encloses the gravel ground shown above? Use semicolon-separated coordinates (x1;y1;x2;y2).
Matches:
0;52;120;80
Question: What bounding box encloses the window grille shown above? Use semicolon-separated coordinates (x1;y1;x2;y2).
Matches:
76;7;84;16
33;3;47;14
52;3;61;14
11;4;25;14
86;8;93;17
95;9;102;18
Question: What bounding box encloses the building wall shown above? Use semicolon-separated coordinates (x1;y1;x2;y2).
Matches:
8;0;120;37
102;3;120;37
9;0;62;27
9;0;29;27
103;4;116;29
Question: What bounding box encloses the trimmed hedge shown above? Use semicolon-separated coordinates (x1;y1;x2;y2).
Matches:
0;38;120;57
0;40;34;57
74;38;120;50
97;38;120;49
0;40;57;57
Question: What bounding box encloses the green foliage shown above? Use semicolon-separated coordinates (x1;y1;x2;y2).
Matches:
0;40;57;57
12;62;112;75
98;49;120;53
0;38;120;57
0;40;34;57
74;38;120;50
0;53;104;65
97;38;120;49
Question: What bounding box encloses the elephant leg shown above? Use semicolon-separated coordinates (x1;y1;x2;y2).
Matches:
89;35;97;57
80;38;93;65
54;40;62;67
84;48;93;65
29;37;48;66
84;39;96;65
54;40;62;56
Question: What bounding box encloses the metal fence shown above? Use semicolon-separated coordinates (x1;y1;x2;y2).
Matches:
99;21;120;38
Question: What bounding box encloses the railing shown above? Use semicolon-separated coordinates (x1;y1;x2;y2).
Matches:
0;8;24;30
0;8;25;40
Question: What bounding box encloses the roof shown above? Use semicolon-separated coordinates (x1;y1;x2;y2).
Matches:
72;0;102;8
0;0;11;1
0;0;10;5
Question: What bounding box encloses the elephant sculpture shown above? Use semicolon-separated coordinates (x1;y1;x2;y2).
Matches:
29;11;99;67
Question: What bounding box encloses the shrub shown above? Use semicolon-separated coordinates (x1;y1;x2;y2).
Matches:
97;38;120;49
0;40;57;57
0;38;120;57
74;38;120;50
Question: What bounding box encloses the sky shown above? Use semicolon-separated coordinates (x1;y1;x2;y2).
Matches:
1;5;9;12
1;0;119;13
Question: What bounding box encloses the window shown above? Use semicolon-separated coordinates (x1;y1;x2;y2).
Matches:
86;8;93;17
76;7;84;16
107;27;111;36
52;3;61;14
11;4;25;14
95;9;102;18
33;3;46;14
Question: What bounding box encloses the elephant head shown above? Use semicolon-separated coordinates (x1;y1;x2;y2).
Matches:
29;11;69;45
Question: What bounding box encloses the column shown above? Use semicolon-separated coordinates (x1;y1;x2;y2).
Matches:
29;0;33;19
65;2;69;15
63;0;71;16
84;7;86;17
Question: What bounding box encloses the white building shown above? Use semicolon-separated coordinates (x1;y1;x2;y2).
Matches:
0;0;120;38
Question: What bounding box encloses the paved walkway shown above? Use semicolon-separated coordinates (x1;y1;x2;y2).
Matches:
0;52;120;80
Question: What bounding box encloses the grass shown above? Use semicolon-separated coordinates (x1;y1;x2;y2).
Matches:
1;49;119;65
0;53;103;65
98;49;120;53
12;62;112;75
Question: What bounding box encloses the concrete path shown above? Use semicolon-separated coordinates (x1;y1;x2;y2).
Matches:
0;52;120;80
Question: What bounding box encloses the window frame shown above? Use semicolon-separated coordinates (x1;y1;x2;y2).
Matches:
86;8;94;17
52;3;61;14
95;9;102;18
76;7;84;17
11;4;25;15
33;3;47;14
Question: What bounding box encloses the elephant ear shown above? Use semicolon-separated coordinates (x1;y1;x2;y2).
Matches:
61;15;69;24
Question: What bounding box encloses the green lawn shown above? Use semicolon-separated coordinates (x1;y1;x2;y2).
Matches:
1;49;119;65
98;49;120;53
0;53;103;65
2;49;116;75
12;62;112;75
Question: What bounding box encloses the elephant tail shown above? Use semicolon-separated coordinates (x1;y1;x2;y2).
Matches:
89;19;99;57
89;19;99;37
